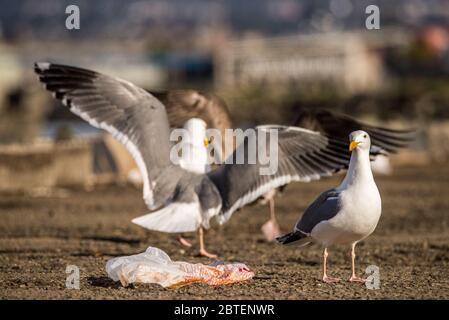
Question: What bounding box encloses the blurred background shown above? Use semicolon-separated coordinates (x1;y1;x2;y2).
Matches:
1;0;449;191
2;1;449;300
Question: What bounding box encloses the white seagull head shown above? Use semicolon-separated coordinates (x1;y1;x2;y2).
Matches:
349;130;371;152
183;118;209;148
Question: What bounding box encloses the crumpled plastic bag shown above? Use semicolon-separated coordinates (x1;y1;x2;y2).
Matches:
106;247;255;288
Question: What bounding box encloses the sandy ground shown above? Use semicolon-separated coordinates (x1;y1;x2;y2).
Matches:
0;165;448;300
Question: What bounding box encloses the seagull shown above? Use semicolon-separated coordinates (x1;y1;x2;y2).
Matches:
146;90;414;242
277;130;382;283
177;117;211;175
172;117;211;248
34;62;353;258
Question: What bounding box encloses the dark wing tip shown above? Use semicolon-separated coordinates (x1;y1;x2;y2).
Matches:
298;108;417;153
34;62;52;74
276;231;303;245
34;62;99;78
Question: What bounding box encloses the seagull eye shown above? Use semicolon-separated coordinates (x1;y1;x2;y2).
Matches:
363;134;367;139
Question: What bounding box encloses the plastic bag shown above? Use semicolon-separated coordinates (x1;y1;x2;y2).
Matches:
106;247;255;288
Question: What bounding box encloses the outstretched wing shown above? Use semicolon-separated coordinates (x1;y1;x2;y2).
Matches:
207;126;350;223
294;109;416;154
34;62;182;210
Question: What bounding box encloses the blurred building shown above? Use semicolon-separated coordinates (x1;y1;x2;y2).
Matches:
216;29;411;93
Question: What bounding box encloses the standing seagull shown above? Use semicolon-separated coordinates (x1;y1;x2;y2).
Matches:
35;62;352;258
277;130;382;283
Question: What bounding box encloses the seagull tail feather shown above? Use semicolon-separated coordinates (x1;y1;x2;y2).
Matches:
132;202;200;233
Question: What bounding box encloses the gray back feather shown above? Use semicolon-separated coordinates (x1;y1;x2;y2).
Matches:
295;189;341;234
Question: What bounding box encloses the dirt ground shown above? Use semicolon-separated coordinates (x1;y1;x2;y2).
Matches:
0;165;448;300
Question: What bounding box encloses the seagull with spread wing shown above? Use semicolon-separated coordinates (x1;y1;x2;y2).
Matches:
35;62;354;258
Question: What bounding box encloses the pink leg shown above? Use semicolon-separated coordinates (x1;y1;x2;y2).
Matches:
349;243;365;283
261;198;281;242
177;235;192;248
197;226;217;259
322;247;340;283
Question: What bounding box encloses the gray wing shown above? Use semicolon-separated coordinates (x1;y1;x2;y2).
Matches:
295;189;341;234
207;126;350;223
294;109;416;154
34;62;182;210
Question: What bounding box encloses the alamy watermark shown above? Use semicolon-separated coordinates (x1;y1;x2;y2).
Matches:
170;128;279;176
365;5;380;30
65;265;80;290
65;4;380;31
65;5;80;30
365;264;381;290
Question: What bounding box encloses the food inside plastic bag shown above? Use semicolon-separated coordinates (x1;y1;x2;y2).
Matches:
106;247;255;288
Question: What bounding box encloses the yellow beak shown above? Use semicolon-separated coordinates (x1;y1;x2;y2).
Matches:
349;140;360;152
204;137;209;147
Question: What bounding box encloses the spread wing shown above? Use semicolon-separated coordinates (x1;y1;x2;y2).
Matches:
34;62;185;210
294;109;416;154
207;126;350;223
